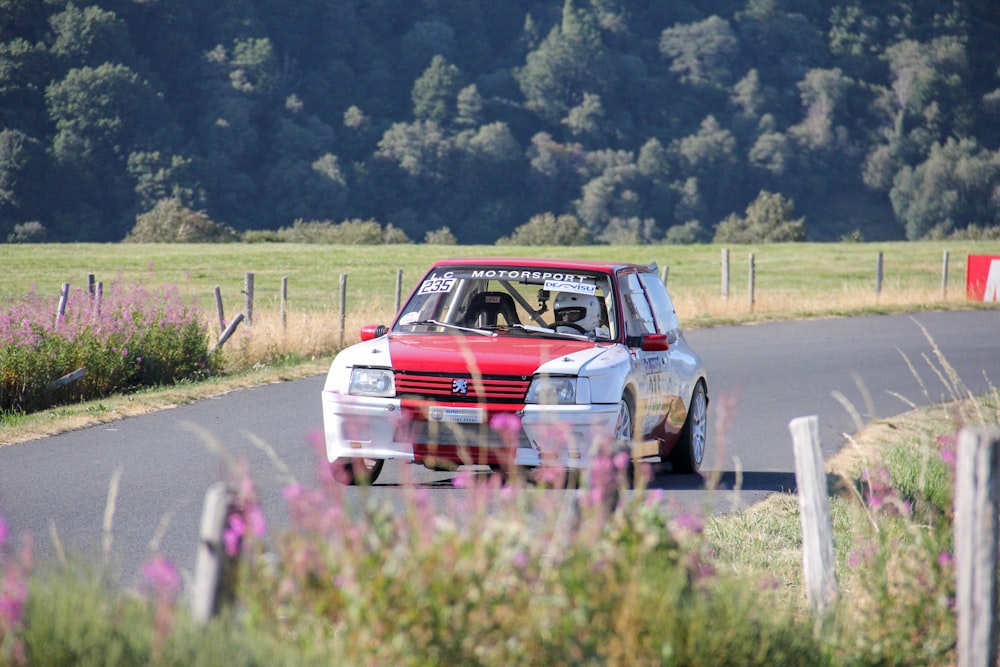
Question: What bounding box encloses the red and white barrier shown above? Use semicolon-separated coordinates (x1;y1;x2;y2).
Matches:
967;255;1000;302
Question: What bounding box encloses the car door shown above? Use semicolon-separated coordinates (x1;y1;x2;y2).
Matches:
618;270;670;439
636;271;689;436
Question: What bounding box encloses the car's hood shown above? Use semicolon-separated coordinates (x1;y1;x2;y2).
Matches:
385;333;609;376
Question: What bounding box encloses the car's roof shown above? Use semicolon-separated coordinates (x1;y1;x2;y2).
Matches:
431;257;656;274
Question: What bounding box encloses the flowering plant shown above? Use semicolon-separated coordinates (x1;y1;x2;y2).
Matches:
0;277;218;414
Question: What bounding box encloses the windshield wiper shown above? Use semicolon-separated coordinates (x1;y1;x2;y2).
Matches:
406;319;496;336
508;324;593;341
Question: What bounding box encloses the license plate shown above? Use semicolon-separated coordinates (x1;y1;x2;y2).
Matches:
426;406;485;424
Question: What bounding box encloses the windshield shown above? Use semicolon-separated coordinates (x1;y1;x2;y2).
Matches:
393;265;617;340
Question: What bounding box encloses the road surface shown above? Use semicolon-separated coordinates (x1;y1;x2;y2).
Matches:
1;310;997;584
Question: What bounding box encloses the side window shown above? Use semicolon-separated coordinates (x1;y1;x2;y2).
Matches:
638;272;680;335
619;271;656;336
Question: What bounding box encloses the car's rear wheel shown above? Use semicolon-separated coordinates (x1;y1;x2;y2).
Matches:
669;381;707;474
333;457;385;485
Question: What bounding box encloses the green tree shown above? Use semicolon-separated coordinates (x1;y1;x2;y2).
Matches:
47;63;174;167
0;38;52;135
562;92;605;141
127;151;204;214
526;131;586;205
0;128;48;235
890;138;1000;239
713;190;806;243
516;0;615;123
788;68;853;150
734;1;825;99
46;63;176;239
412;55;462;123
400;20;456;80
496;212;589;245
455;84;483;126
376;120;454;181
659;15;739;89
48;4;136;70
674;115;743;221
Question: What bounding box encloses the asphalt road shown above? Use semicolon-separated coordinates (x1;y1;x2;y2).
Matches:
1;310;997;585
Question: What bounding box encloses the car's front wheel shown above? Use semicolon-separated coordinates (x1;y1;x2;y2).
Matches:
669;381;707;474
611;393;637;486
332;457;385;485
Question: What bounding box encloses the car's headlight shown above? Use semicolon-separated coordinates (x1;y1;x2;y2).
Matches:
349;367;395;397
525;375;578;405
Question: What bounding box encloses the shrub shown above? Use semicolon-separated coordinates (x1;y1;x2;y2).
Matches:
0;279;218;413
663;220;706;244
713;191;805;243
126;198;239;243
597;216;659;245
276;218;404;244
496;213;590;245
6;221;47;243
230;444;827;666
382;223;412;244
424;226;457;244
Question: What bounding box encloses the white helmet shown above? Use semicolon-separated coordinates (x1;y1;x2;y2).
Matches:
553;292;602;332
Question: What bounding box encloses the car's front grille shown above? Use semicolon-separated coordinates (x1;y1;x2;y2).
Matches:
394;371;530;404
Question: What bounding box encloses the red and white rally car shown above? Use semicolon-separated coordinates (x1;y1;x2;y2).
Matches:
321;257;708;484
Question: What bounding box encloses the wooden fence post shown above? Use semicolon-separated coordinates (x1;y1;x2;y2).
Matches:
660;265;669;285
214;286;225;334
941;250;949;300
191;482;232;624
721;248;729;299
56;282;69;327
280;276;288;332
875;252;883;297
339;274;347;348
244;272;254;326
748;253;755;312
395;268;403;314
210;313;244;353
955;426;1000;667
789;415;838;617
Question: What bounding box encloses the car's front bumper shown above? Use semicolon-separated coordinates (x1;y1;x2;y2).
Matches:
321;390;621;469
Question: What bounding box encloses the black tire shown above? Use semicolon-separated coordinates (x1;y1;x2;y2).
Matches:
669;381;707;474
333;457;385;485
612;393;637;486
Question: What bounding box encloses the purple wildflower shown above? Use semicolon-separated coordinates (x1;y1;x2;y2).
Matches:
224;513;246;556
489;412;522;432
141;553;181;598
0;572;27;627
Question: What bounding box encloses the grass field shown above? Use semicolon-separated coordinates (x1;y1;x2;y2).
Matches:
2;241;997;333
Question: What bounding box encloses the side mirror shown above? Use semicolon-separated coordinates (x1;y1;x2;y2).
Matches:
360;324;389;341
641;333;669;352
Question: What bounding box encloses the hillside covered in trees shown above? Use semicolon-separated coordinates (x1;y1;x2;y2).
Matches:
1;0;999;244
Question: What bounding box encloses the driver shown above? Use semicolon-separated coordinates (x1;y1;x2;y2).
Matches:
553;292;609;337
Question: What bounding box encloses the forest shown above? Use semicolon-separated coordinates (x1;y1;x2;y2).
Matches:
1;0;999;244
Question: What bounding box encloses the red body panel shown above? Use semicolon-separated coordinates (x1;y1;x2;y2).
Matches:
387;334;594;376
